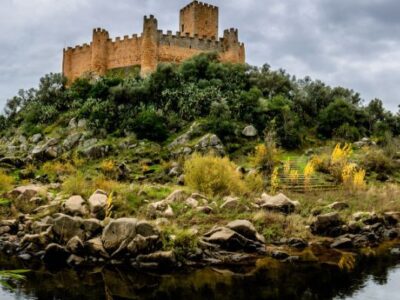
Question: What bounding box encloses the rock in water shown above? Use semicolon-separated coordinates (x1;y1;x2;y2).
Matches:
102;218;138;253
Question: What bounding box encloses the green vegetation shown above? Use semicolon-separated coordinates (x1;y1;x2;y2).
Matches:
0;53;399;246
2;53;399;149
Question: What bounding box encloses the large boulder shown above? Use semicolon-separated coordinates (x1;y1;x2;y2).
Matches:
8;185;45;202
101;218;138;253
80;144;111;159
194;134;225;155
63;195;88;216
30;133;43;144
310;212;344;237
164;190;187;204
63;133;82;150
203;227;250;251
226;220;258;241
220;196;244;210
52;214;85;243
84;237;109;258
66;236;84;255
126;235;161;256
242;125;258;137
8;185;47;213
31;138;61;161
260;193;298;214
136;220;158;237
88;190;108;219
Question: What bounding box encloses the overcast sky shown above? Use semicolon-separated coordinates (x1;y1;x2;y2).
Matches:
0;0;399;112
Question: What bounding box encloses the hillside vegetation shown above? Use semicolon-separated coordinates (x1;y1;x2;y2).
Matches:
0;53;399;269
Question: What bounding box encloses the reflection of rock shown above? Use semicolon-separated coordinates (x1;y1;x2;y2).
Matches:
44;243;69;266
137;250;177;268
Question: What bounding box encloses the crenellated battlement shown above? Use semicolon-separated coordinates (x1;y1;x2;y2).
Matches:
158;29;222;51
63;1;245;82
64;43;91;54
180;1;218;12
110;34;140;44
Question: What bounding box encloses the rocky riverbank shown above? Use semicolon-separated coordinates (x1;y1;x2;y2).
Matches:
0;185;399;270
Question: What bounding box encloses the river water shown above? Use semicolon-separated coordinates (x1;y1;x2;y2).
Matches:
0;253;398;300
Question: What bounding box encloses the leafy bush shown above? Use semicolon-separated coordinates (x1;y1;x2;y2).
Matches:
130;108;168;142
184;153;247;196
362;148;394;174
244;172;265;194
250;133;280;174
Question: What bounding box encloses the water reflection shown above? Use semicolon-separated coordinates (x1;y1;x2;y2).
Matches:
0;253;398;300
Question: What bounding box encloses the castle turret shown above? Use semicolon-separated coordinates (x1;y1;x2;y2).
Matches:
140;15;159;76
91;28;109;76
62;48;73;83
222;28;244;63
180;1;218;39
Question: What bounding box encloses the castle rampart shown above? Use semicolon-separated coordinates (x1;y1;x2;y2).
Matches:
63;1;245;82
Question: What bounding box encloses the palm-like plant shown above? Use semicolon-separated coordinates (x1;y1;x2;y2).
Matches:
0;270;29;289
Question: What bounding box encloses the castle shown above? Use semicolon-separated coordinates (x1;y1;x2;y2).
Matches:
62;1;245;83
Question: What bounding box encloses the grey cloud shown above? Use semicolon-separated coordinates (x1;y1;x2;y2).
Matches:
0;0;399;112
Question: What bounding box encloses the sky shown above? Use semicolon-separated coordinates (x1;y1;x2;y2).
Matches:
0;0;399;112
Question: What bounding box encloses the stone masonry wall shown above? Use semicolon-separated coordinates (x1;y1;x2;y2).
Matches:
62;1;245;83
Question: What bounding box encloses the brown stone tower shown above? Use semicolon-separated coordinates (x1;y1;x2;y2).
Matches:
91;28;109;76
180;1;218;39
62;1;245;83
141;15;159;76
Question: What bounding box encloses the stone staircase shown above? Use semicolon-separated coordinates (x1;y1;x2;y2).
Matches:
277;157;339;193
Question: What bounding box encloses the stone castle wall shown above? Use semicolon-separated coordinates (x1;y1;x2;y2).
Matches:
63;1;245;83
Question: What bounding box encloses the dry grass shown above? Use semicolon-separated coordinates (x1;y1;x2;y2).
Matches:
42;161;76;180
0;170;14;193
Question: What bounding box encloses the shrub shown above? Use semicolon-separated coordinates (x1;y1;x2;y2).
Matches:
244;172;264;194
270;167;280;194
329;143;352;182
251;141;279;175
361;147;394;174
0;170;14;193
131;108;168;142
184;153;247;196
100;159;117;178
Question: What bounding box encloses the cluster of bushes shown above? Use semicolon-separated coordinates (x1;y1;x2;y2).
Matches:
2;53;400;149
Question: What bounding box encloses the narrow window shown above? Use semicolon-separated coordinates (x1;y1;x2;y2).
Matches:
182;24;185;32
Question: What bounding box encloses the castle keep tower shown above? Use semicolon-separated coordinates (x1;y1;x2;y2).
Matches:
180;1;218;39
62;1;245;83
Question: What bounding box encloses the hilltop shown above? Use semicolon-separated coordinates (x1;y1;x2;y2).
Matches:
0;53;399;269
